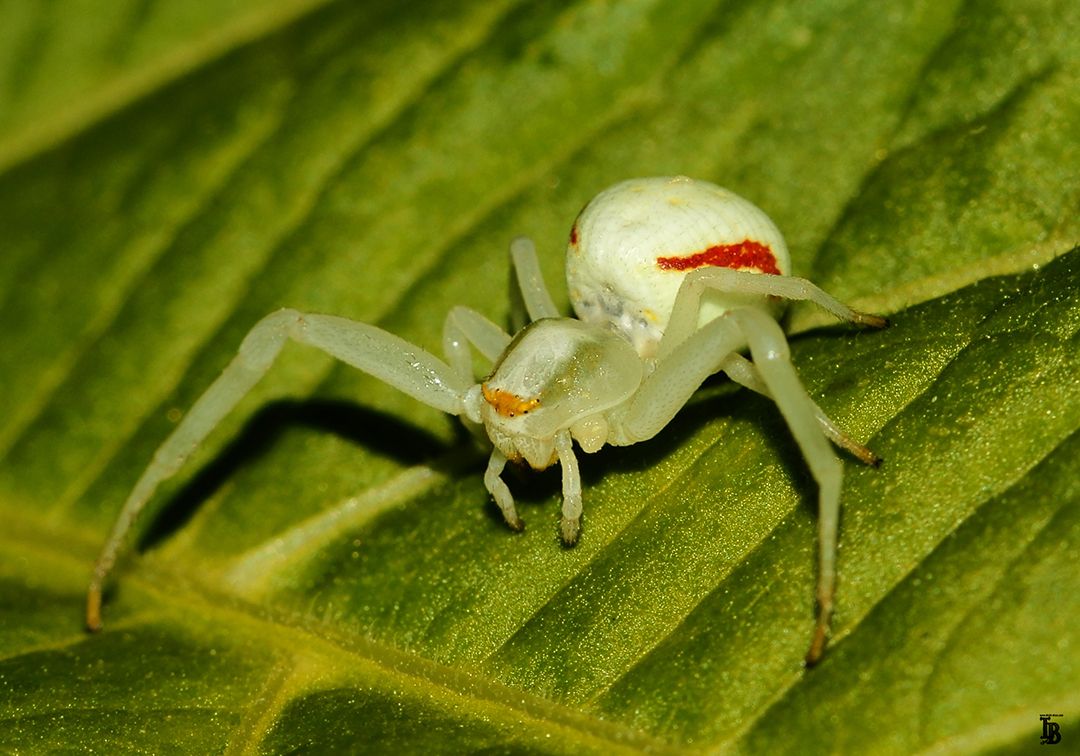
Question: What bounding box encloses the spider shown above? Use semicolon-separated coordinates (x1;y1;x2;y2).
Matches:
86;176;886;664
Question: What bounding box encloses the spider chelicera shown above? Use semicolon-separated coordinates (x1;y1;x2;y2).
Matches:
86;176;887;664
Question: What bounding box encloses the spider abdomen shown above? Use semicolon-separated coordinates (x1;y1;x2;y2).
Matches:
566;176;791;357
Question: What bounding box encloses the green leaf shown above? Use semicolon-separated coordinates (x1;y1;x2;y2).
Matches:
2;0;1077;752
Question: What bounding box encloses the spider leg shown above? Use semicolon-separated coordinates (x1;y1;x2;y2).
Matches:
554;430;583;544
484;448;523;532
659;268;887;360
86;308;469;631
721;354;880;467
510;236;560;322
611;315;745;444
728;308;842;666
443;306;510;444
442;306;510;381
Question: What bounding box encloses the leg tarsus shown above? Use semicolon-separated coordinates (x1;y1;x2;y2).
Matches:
805;582;835;666
805;619;829;667
850;443;882;468
85;585;104;633
852;312;889;329
560;518;580;546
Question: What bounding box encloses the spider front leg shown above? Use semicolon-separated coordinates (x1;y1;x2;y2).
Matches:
614;304;869;664
658;267;886;465
728;307;843;666
721;354;880;467
611;311;845;657
86;308;470;631
611;315;746;444
658;268;887;361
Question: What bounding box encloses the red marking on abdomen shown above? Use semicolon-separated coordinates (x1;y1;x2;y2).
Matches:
657;239;780;275
569;224;579;246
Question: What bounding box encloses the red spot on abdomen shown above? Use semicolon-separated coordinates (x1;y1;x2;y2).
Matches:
569;224;579;246
657;239;780;275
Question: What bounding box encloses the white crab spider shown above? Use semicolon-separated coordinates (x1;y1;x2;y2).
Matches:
86;176;886;664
